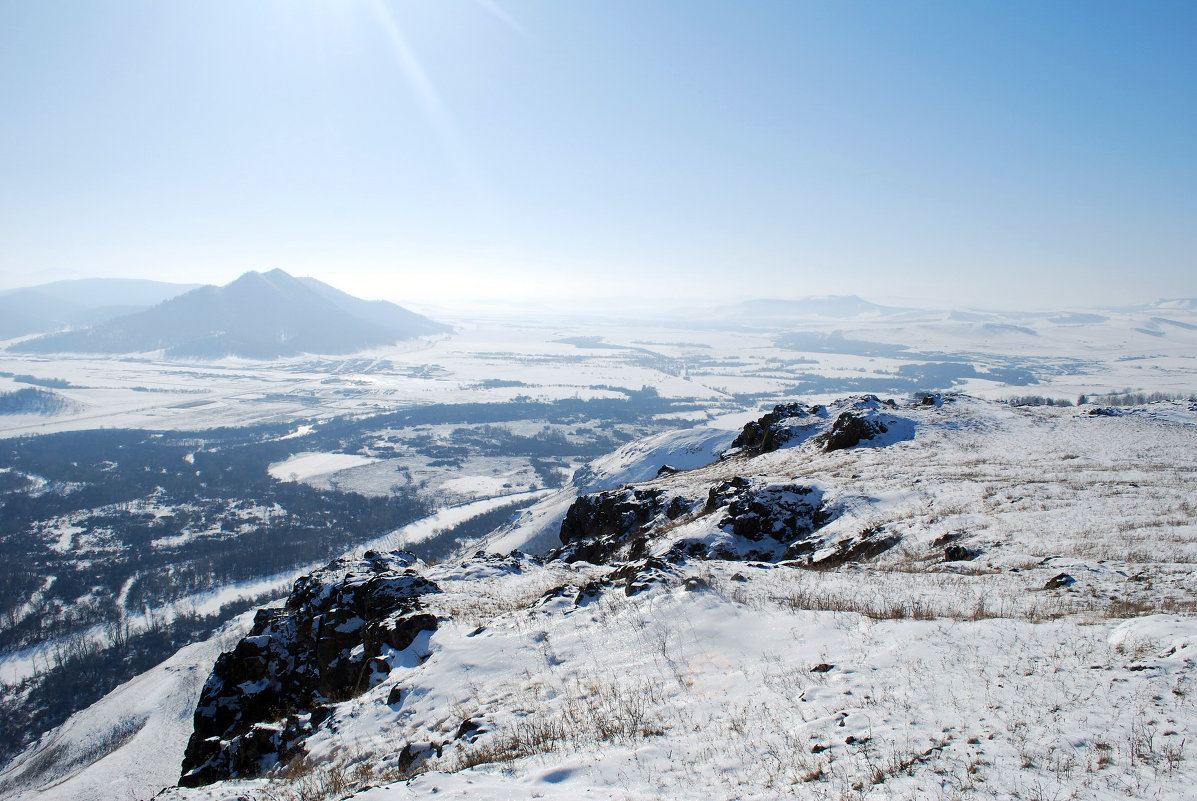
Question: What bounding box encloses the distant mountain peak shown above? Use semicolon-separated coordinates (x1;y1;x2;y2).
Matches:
715;294;907;320
9;271;450;359
1155;297;1197;311
0;277;199;340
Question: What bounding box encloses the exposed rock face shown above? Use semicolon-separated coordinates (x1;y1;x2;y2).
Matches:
729;402;817;454
179;551;440;787
555;487;698;564
944;544;981;562
1044;572;1077;589
690;477;831;561
556;475;846;565
728;395;903;457
815;411;889;452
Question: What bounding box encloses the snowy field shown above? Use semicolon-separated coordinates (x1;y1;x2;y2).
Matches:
4;302;1197;437
268;453;381;482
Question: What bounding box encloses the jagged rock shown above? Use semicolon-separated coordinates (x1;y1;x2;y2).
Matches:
815;411;889;452
555;487;697;563
708;479;827;542
557;474;842;566
536;579;609;611
729;402;814;454
179;551;440;787
610;557;678;596
932;532;962;547
398;741;442;774
455;718;486;743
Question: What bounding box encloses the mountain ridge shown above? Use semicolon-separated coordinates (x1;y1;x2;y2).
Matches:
9;270;449;359
0;278;200;340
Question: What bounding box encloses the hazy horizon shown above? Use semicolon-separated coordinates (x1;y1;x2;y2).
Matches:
2;2;1194;310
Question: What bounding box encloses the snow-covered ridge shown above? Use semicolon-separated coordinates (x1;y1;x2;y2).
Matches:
10;395;1197;801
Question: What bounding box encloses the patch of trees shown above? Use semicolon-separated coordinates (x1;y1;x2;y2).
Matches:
415;497;541;564
1004;395;1075;407
0;388;73;416
1080;390;1197;406
10;375;74;389
0;593;274;767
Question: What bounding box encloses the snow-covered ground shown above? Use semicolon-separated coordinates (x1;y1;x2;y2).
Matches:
10;395;1194;801
4;302;1196;437
0;613;254;801
268;452;380;482
371;490;554;551
479;422;746;555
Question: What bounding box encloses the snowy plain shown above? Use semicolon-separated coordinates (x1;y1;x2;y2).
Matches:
3;301;1197;438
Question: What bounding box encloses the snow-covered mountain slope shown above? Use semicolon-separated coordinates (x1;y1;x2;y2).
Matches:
476;422;742;555
0;614;252;801
139;394;1197;801
13;395;1197;801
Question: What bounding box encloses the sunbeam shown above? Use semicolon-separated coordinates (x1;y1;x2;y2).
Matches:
473;0;529;38
366;0;474;184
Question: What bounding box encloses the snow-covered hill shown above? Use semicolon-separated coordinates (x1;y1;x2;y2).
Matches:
477;422;743;555
8;395;1197;801
0;614;252;801
10;270;449;359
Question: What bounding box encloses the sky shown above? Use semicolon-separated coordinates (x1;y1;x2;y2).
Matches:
0;1;1194;311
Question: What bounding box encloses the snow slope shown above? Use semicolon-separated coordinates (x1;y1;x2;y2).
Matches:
136;395;1197;801
0;614;253;801
477;422;742;555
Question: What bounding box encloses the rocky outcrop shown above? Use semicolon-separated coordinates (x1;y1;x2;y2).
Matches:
681;477;832;561
728;402;821;455
815;411;889;452
728;395;905;457
179;551;440;787
556;475;842;565
806;528;902;570
555;487;698;563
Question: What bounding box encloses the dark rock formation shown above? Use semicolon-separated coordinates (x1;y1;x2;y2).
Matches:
689;477;831;561
804;526;901;570
555;487;697;563
556;474;845;566
609;557;679;596
179;551;440;787
728;402;816;455
815;411;889;452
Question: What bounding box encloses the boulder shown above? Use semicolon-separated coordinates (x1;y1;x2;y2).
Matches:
179;551;440;787
815;412;889;452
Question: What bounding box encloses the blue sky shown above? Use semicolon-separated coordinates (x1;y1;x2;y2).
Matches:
1;1;1194;309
